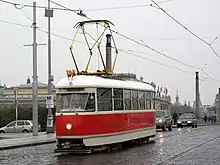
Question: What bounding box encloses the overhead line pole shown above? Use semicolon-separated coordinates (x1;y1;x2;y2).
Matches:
24;2;46;136
45;0;54;133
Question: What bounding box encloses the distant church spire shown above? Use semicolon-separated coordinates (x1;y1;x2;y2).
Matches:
176;90;179;103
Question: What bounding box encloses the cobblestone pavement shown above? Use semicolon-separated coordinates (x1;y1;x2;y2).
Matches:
0;126;220;165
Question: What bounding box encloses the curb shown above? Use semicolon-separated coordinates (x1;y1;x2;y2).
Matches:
0;140;56;151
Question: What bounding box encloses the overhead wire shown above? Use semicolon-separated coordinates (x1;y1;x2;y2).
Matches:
1;0;220;84
0;18;215;83
82;0;175;12
0;18;199;78
150;0;220;60
119;49;194;75
0;0;174;13
49;1;200;69
0;20;31;28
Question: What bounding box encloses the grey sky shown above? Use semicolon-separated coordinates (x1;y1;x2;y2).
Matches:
0;0;219;105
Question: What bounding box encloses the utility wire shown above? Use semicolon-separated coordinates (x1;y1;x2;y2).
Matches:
141;36;220;42
1;18;218;83
150;0;220;60
120;49;194;75
0;0;174;13
0;20;31;28
0;17;199;78
43;0;220;85
0;0;80;12
82;0;175;12
1;0;220;84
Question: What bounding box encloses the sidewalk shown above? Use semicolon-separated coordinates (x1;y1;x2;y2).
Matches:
0;132;56;151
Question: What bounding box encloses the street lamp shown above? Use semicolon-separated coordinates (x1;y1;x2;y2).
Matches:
13;88;18;123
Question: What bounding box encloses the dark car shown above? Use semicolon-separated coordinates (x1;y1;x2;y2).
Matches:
177;113;198;128
156;110;172;131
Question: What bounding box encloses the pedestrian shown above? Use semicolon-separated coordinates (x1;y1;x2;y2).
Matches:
208;116;211;124
212;114;216;124
172;112;178;125
204;115;207;124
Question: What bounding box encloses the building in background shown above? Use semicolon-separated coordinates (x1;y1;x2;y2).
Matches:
0;77;55;109
0;84;4;99
171;91;194;115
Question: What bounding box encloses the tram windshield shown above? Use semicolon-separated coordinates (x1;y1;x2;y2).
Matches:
60;93;95;112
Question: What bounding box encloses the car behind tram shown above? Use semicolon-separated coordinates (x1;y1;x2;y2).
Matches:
54;75;156;153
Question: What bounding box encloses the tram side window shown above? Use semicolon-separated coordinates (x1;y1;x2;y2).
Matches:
132;90;138;110
97;88;112;111
124;89;131;110
113;88;124;110
145;91;151;110
138;91;145;110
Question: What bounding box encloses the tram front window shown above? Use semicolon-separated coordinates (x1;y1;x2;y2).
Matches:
60;93;95;112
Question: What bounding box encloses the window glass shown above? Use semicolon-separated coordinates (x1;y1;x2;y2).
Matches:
60;93;95;112
85;93;95;111
138;91;145;110
145;91;151;109
113;88;123;110
145;91;150;99
25;121;31;125
132;90;138;110
146;100;151;109
156;111;165;117
60;94;71;110
17;121;25;126
124;89;131;110
97;88;112;111
7;121;16;127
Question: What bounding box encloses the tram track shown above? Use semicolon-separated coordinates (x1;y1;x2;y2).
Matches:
105;127;205;165
156;135;220;165
54;126;207;164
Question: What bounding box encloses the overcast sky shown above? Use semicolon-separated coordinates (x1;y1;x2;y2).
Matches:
0;0;219;105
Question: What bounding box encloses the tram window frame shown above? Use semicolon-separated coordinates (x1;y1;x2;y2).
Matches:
124;89;131;110
138;90;145;110
56;94;61;112
97;88;112;111
113;88;124;111
145;91;151;110
132;90;138;110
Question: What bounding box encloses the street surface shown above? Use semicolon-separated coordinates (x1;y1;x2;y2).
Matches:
0;125;220;165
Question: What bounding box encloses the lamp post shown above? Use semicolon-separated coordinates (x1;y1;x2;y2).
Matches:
13;88;18;123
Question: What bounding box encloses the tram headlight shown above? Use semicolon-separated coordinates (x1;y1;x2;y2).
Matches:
66;123;72;130
159;119;163;123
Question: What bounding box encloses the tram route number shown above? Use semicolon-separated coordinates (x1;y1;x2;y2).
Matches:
46;95;54;108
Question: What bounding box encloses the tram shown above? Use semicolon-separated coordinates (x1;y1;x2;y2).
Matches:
55;74;156;153
54;20;157;153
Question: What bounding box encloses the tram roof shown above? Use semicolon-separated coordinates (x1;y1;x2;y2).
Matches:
56;75;155;91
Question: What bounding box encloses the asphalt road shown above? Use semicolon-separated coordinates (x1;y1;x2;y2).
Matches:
0;125;220;165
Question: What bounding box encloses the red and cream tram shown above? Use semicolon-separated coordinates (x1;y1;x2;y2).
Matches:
55;74;156;153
